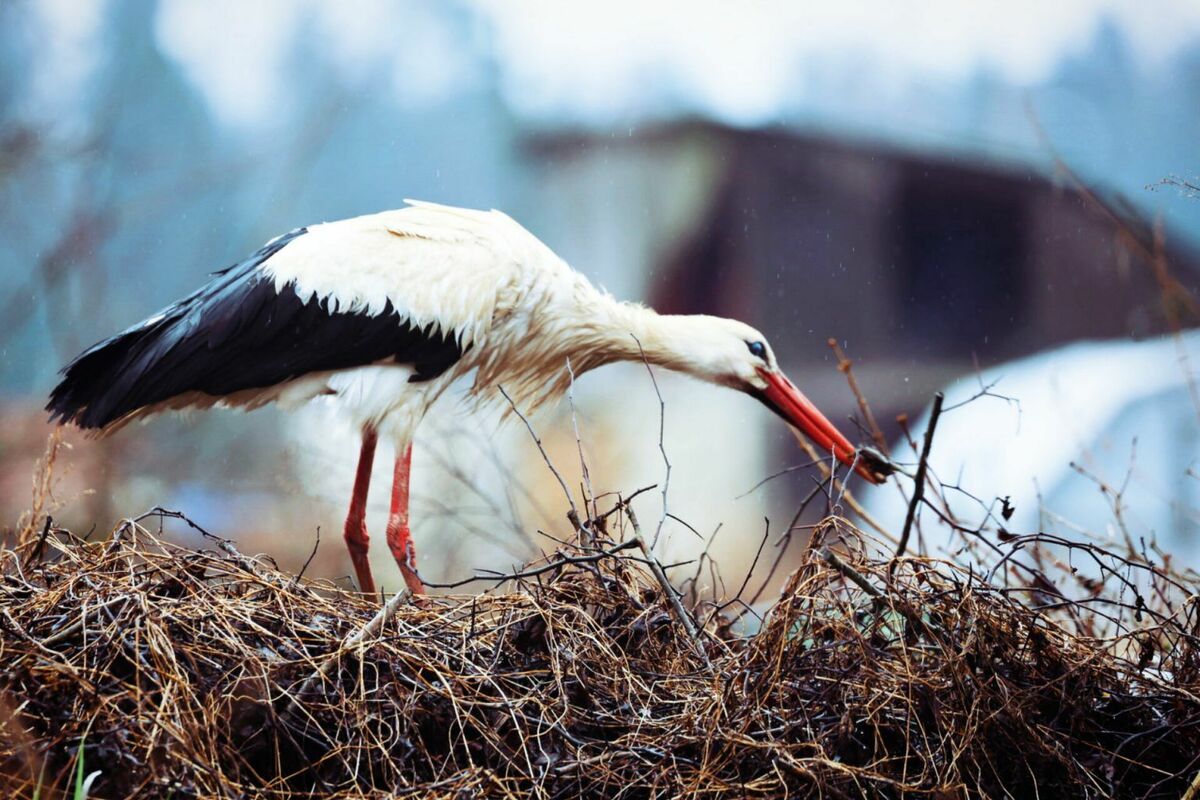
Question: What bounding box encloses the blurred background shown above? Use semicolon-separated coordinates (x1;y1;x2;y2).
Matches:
2;0;1200;592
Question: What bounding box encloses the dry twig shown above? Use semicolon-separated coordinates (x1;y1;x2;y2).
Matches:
288;584;414;711
827;338;888;454
893;392;944;570
621;500;710;667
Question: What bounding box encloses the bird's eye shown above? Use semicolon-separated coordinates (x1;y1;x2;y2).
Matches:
746;340;767;360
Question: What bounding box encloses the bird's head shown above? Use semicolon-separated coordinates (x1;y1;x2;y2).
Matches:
642;315;892;484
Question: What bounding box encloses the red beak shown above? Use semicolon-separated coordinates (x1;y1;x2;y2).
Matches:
756;367;887;484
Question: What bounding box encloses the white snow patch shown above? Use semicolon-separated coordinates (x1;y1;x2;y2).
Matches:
860;332;1200;562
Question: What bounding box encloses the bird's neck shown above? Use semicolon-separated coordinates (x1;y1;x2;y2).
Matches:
586;298;706;374
485;289;719;412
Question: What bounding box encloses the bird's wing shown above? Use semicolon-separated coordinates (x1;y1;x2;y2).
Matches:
48;203;548;430
261;200;557;349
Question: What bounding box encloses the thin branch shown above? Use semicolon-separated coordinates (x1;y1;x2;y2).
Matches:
733;518;771;603
892;393;944;571
789;429;896;544
631;335;672;550
292;527;321;587
736;459;823;499
287;585;414;711
498;385;581;534
622;500;710;667
565;357;597;525
422;540;640;589
827;338;888;454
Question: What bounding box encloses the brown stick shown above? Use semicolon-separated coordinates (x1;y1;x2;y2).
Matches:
789;430;896;544
820;547;939;642
827;338;888;455
622;501;710;667
288;586;413;711
819;547;883;599
630;335;673;550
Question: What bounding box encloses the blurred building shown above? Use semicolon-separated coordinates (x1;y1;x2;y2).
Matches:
525;121;1200;508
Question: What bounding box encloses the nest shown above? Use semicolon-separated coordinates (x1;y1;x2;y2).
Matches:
1;506;1199;799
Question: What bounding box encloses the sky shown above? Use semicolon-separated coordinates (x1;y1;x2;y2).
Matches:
20;1;1200;204
138;0;1200;128
154;0;480;129
474;0;1200;123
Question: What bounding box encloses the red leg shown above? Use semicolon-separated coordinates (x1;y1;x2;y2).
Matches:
343;428;378;595
385;443;424;594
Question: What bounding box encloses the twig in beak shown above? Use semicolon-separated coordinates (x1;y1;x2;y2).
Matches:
789;429;897;544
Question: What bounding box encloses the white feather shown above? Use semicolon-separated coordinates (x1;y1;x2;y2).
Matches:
259;200;570;350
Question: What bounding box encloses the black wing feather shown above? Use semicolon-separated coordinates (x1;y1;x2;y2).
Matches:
47;227;465;430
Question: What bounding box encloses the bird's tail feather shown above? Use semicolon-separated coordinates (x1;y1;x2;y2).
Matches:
46;323;164;430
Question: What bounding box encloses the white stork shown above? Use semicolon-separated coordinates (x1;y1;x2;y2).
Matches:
48;201;890;595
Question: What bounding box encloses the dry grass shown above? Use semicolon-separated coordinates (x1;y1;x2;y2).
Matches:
0;500;1197;799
